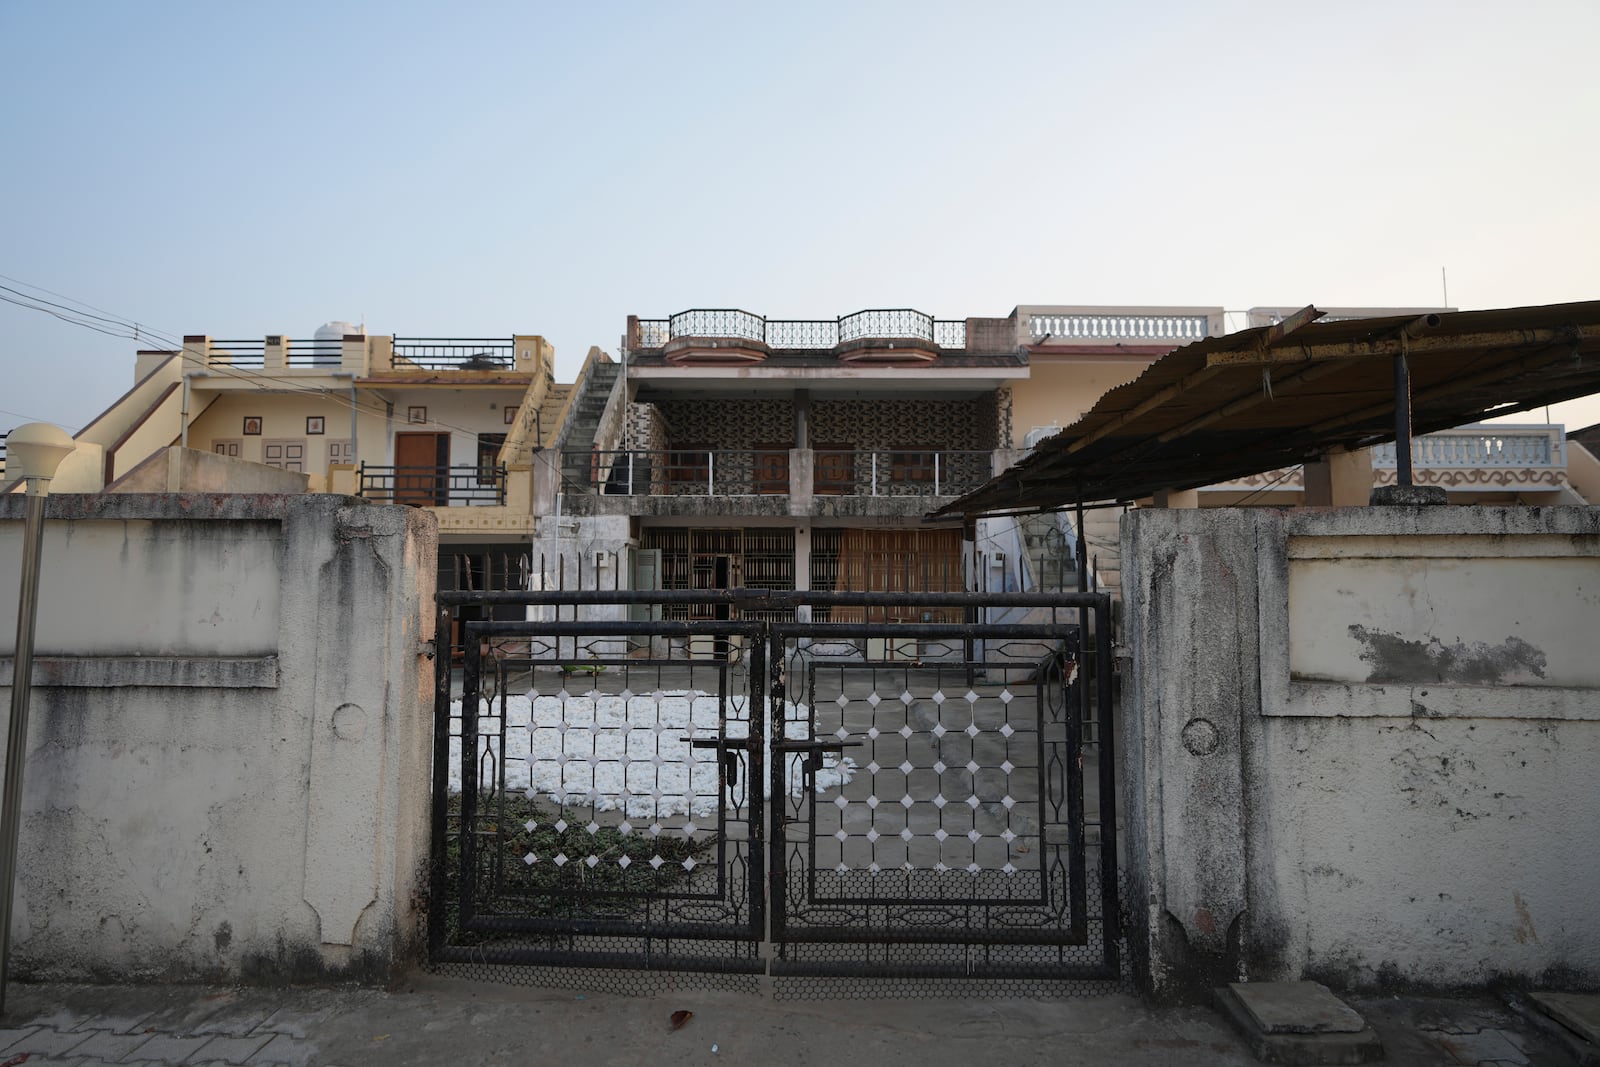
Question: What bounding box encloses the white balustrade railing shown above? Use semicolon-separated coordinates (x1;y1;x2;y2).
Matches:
1028;312;1211;343
1371;425;1565;470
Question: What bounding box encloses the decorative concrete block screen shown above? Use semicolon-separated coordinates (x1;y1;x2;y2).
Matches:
0;495;436;983
1120;507;1600;1001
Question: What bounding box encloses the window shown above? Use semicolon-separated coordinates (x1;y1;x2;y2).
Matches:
262;439;306;472
667;445;711;490
813;445;855;494
753;444;790;494
476;433;506;485
892;449;938;483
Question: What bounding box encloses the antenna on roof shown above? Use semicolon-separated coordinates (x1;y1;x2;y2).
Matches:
1441;267;1449;308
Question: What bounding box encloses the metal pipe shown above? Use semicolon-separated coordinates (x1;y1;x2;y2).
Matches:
179;374;193;449
0;487;48;1013
1394;351;1415;487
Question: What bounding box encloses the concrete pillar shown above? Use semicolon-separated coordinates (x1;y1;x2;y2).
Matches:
1305;450;1372;506
264;335;287;373
1121;508;1271;1000
182;335;211;373
1152;488;1200;509
368;335;395;374
795;390;811;450
341;335;368;375
788;449;814;516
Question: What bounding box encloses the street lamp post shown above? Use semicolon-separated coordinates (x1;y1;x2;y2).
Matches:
0;423;74;1015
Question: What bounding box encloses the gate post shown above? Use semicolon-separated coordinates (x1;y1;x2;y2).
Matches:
1120;508;1272;1001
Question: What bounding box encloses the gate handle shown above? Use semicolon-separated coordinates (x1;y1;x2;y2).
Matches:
679;735;753;788
771;737;863;776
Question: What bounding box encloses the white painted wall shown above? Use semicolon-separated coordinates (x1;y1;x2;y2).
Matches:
1122;506;1600;999
0;494;436;983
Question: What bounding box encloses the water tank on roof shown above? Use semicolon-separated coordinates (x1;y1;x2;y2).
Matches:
312;321;363;367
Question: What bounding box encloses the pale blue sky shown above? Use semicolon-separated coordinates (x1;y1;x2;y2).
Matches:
3;1;1598;436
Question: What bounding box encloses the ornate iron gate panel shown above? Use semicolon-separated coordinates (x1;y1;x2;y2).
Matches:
432;610;766;973
767;611;1116;980
430;589;1117;986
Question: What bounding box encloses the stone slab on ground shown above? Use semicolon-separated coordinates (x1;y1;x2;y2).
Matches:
1529;991;1600;1045
1521;991;1600;1066
1231;982;1367;1034
1215;984;1383;1065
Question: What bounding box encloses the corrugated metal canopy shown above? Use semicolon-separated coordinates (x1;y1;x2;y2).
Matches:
933;301;1600;517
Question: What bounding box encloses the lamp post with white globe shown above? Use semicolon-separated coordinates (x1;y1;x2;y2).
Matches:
1;423;75;1013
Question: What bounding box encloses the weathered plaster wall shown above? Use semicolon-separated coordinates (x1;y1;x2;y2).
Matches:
1121;506;1600;1000
0;494;436;983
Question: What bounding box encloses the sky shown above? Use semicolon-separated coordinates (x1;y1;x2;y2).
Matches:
2;1;1598;437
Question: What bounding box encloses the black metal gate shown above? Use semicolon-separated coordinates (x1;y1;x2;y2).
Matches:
429;589;1119;987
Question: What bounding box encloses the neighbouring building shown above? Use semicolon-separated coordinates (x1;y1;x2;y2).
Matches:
11;305;1594;620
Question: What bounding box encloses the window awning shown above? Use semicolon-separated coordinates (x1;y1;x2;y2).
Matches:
931;301;1600;517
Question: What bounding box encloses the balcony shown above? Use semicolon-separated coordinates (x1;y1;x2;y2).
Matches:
357;464;508;506
631;309;967;363
1371;424;1568;491
559;448;994;512
1020;306;1224;349
178;334;547;379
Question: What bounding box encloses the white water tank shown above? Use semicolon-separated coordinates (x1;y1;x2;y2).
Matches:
312;321;363;366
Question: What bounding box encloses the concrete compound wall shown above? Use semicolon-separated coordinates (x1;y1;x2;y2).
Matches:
0;494;436;983
1121;506;1600;1000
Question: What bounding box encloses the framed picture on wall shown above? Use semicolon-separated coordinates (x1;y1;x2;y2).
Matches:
242;416;263;436
408;406;428;424
504;405;519;426
305;416;325;435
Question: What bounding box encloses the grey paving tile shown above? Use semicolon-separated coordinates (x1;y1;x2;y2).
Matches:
133;997;234;1038
122;1032;215;1063
67;1028;155;1061
67;1007;161;1035
0;1026;95;1057
243;1033;314;1067
188;1033;274;1065
5;1006;96;1033
0;1026;42;1052
188;1001;279;1039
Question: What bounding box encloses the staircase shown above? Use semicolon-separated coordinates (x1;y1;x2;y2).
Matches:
1017;507;1126;600
535;384;572;449
560;361;621;454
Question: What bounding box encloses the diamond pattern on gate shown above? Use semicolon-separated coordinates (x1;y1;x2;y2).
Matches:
807;668;1040;891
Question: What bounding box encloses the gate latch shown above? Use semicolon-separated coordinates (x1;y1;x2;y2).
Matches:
772;737;863;778
679;735;749;789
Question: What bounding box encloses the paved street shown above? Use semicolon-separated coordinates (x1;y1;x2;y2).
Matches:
0;974;1582;1066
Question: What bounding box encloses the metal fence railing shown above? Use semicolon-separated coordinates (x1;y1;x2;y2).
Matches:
392;338;516;371
358;464;507;506
634;310;967;351
561;448;990;498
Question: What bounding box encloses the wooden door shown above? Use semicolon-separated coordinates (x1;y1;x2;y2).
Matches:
395;432;449;506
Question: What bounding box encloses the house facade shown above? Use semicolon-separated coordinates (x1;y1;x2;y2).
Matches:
531;306;1227;638
3;327;593;624
11;304;1593;618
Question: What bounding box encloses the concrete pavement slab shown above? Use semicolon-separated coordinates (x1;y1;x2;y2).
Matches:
186;1033;274;1065
120;1031;218;1063
66;1027;157;1060
1529;991;1600;1045
0;1025;95;1057
1229;982;1367;1034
